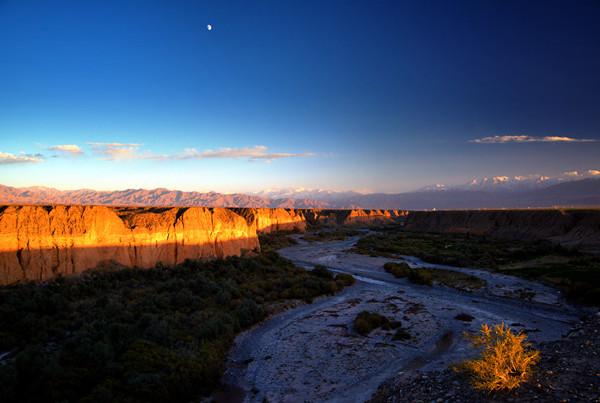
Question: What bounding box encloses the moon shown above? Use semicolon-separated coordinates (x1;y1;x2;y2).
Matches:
207;24;212;31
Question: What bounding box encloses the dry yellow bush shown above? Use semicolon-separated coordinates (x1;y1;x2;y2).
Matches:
454;323;540;391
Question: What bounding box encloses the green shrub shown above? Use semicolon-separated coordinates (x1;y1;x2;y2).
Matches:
353;311;390;336
384;262;411;278
409;269;433;286
311;265;334;279
392;328;411;341
335;273;356;287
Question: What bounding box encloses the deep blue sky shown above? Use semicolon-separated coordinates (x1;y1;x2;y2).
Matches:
1;0;599;193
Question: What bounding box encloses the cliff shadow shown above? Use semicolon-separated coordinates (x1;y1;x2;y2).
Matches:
0;238;260;285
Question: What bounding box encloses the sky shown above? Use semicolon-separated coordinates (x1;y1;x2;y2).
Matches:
1;0;599;194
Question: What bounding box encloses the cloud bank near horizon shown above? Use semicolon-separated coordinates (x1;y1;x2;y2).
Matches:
0;151;44;165
48;144;85;157
87;143;314;162
470;135;598;144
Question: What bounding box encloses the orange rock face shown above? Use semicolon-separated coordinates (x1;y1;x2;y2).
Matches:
0;205;404;285
0;205;260;285
232;208;307;233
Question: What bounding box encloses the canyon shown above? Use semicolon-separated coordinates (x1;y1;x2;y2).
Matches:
0;205;400;285
1;204;599;285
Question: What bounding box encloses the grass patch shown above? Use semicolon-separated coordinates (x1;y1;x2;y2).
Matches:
392;328;411;341
499;259;600;305
353;311;391;336
0;252;353;402
258;229;300;252
354;228;599;305
301;229;363;243
351;229;574;270
383;262;486;290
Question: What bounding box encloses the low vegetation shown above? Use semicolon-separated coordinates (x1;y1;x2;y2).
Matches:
352;229;572;269
301;229;363;243
353;229;600;305
383;262;487;290
257;229;300;252
498;259;600;305
454;323;540;391
353;311;403;337
353;311;390;336
0;252;354;402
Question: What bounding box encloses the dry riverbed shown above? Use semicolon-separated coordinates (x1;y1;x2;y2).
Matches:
218;235;593;402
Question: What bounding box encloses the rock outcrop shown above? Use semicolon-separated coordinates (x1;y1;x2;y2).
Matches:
0;205;260;285
232;208;307;233
299;209;402;227
404;209;600;252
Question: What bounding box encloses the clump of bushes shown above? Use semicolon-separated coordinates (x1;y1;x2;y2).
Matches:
353;311;390;336
392;328;411;341
454;323;540;391
311;265;334;279
257;229;300;252
335;273;356;287
302;229;363;243
384;262;433;286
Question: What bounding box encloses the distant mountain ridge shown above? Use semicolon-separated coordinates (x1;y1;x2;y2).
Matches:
1;178;599;210
0;185;334;209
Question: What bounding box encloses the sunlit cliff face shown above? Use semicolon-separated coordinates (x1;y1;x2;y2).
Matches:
0;205;403;285
0;205;266;284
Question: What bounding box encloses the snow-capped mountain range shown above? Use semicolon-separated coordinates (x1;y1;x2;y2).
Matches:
1;171;599;210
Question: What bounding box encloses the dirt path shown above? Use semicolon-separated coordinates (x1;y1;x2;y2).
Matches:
219;236;590;403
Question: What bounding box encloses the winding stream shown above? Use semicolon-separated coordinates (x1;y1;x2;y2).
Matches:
219;235;589;402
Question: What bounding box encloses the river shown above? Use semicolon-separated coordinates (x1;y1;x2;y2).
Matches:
218;235;589;402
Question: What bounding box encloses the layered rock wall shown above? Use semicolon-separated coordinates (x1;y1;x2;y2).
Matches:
0;205;406;285
404;209;600;252
232;208;307;233
0;205;260;285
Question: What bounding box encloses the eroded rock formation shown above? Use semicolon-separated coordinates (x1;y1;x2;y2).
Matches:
299;209;402;227
232;208;307;233
0;205;406;285
0;205;260;284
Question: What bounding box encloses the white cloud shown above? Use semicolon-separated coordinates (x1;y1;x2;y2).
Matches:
49;144;85;156
0;151;44;165
172;145;315;161
470;135;598;143
86;143;315;162
86;142;157;160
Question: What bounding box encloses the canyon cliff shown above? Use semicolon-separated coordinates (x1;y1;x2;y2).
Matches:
299;209;405;227
404;209;600;252
0;205;260;285
0;205;404;285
